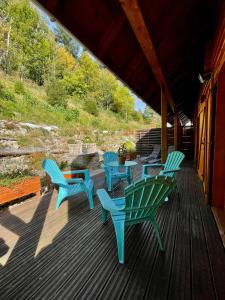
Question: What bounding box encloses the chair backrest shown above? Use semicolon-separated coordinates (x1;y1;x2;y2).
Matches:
151;144;161;158
164;151;185;177
123;176;176;223
42;159;68;186
103;151;119;173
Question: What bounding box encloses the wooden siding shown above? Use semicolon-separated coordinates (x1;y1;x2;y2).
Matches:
195;2;225;207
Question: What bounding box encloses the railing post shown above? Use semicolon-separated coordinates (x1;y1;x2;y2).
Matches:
161;87;168;163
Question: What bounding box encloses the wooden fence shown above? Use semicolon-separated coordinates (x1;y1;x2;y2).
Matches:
135;128;174;155
135;126;194;158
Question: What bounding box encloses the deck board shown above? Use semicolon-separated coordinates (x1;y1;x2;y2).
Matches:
0;161;225;300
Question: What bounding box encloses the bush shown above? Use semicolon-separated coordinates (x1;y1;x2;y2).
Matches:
123;141;136;153
0;84;15;102
46;80;68;108
84;100;99;116
59;161;69;170
14;81;26;95
64;108;79;121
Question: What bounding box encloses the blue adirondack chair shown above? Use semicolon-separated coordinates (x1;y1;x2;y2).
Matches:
97;176;176;264
42;159;94;209
102;152;131;192
141;151;185;179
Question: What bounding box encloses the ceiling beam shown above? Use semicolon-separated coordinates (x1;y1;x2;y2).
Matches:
119;0;175;112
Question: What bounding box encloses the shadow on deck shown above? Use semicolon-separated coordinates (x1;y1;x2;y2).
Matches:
0;161;225;299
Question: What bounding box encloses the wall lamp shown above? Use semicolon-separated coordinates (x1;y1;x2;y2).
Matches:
198;72;212;83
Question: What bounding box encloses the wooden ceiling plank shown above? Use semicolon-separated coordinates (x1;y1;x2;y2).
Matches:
119;0;175;112
124;52;144;81
98;15;125;59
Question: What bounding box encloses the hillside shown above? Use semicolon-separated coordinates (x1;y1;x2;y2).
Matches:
0;0;160;149
0;71;149;134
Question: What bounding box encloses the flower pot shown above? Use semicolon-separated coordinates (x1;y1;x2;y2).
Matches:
119;155;126;164
0;176;41;205
125;152;137;161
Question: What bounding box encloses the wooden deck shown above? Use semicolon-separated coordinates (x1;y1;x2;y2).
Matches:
0;161;225;300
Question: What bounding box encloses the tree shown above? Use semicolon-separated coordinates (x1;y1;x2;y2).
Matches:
0;0;53;84
54;46;76;78
46;79;67;108
55;25;82;59
143;105;154;120
95;69;117;110
112;85;134;120
62;51;100;98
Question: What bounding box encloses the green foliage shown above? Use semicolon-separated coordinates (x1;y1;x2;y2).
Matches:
143;106;154;120
122;141;136;153
64;108;79;121
0;84;15;101
0;0;52;84
84;100;99;116
23;93;38;105
58;160;69;170
132;110;143;122
14;81;26;94
112;85;134;119
46;80;67;108
54;25;82;59
0;169;34;187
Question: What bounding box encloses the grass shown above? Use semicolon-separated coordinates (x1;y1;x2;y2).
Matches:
0;71;148;134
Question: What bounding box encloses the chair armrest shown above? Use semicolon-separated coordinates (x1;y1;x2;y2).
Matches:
143;163;164;168
63;169;90;181
97;189;124;211
161;168;181;174
66;178;83;184
54;181;68;188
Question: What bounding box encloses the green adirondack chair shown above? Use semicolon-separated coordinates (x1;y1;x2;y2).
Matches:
141;151;185;179
97;176;176;264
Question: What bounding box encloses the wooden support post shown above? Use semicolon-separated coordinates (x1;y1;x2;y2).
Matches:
174;113;179;150
161;88;168;163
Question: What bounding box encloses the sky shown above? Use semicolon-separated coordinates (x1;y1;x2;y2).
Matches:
34;2;147;113
134;96;146;112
